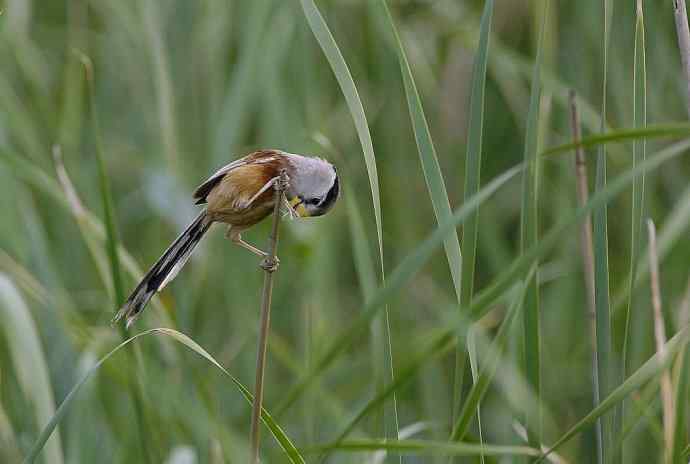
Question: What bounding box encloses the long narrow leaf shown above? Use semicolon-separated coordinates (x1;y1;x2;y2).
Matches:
520;0;548;446
307;439;540;457
541;124;690;158
456;0;494;446
621;3;648;462
378;0;462;299
593;0;615;458
299;0;399;441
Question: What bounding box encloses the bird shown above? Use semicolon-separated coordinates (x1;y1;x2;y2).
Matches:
113;149;339;328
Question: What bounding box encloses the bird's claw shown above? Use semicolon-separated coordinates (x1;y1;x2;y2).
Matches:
260;256;280;272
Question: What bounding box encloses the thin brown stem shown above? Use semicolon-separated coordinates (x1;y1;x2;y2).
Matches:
249;169;288;464
568;90;602;462
673;0;690;117
646;219;674;456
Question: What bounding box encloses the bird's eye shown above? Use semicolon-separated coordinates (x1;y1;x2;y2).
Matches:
304;198;320;206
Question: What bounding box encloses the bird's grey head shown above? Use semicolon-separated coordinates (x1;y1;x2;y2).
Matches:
283;152;340;217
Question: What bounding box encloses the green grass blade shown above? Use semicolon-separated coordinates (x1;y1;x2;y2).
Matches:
540;124;690;158
22;328;305;464
0;275;64;464
276;166;521;415
539;327;690;462
299;0;383;264
456;0;494;441
594;0;614;458
378;0;462;300
520;0;548;447
621;4;647;461
452;274;530;441
306;439;540;458
77;52;124;307
299;0;399;442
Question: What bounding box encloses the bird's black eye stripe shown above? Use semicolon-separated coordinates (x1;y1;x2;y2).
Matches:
322;172;339;207
304;198;319;205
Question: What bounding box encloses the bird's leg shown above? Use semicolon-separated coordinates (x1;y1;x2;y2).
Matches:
245;176;280;209
226;227;280;270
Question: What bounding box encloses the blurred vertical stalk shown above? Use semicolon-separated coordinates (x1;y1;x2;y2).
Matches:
569;91;602;464
646;220;674;457
249;170;287;464
673;0;690;117
141;0;180;173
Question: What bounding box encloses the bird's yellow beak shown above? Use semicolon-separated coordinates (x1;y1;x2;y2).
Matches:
289;197;310;217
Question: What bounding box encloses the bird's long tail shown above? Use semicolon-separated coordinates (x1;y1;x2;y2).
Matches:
113;210;212;328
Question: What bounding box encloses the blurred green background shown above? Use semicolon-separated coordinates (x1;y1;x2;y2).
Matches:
2;0;690;463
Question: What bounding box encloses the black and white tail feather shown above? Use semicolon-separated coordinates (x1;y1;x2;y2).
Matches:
113;210;212;328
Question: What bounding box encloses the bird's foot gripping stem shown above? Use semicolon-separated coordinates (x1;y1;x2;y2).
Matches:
259;256;280;272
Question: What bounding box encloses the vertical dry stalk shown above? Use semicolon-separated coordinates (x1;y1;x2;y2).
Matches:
249;170;288;464
673;0;690;117
569;91;596;340
568;90;602;459
646;219;674;454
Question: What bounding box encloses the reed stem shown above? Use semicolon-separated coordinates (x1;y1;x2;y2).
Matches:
249;170;288;464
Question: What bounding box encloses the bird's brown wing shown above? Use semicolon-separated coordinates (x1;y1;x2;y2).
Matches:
193;150;283;205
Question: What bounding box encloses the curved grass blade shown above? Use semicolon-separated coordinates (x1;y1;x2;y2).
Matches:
541;124;690;158
306;439;540;458
378;0;462;300
22;328;305;464
0;275;64;464
299;0;399;442
275;165;521;415
539;327;690;463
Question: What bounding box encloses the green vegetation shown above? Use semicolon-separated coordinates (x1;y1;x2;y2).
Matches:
2;1;690;463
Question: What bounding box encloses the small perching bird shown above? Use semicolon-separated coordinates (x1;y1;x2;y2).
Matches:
114;149;340;328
